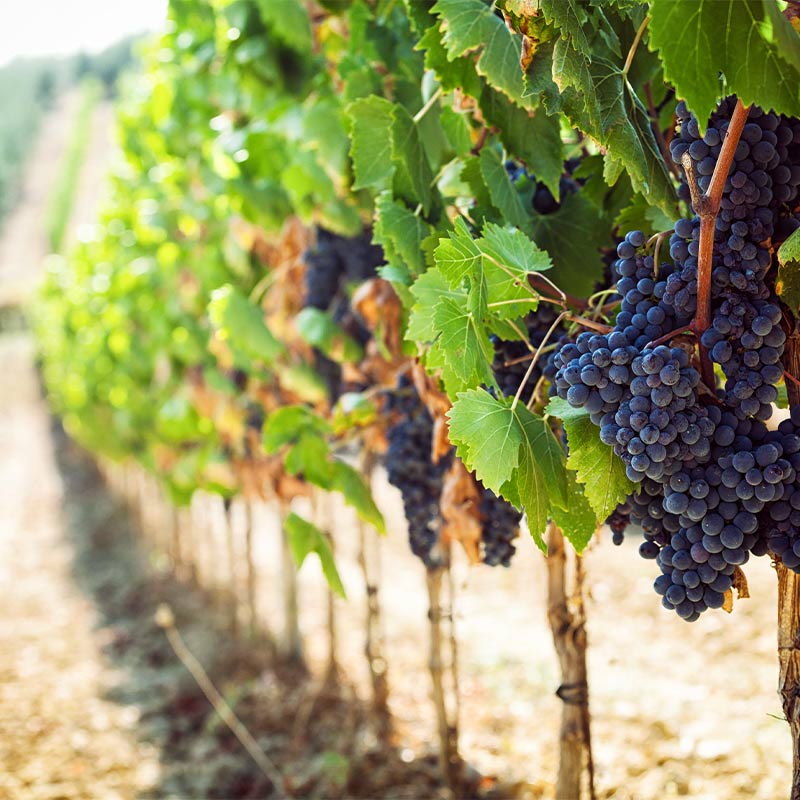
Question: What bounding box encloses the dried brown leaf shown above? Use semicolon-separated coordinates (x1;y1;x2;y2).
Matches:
733;565;751;599
722;589;734;614
441;460;482;564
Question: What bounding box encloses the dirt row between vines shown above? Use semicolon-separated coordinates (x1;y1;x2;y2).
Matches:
0;94;794;800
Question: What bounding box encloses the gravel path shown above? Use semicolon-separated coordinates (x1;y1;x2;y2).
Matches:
0;337;161;800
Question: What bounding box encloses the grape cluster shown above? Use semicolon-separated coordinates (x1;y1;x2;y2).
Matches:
479;486;521;567
505;159;581;216
552;99;800;619
304;228;384;310
303;228;384;401
384;377;449;568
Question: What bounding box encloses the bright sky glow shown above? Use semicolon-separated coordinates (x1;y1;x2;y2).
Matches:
0;0;168;66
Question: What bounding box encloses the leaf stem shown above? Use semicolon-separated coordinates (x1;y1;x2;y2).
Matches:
622;15;650;77
511;311;569;410
413;87;443;124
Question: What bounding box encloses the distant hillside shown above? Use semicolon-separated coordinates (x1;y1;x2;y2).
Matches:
0;36;143;227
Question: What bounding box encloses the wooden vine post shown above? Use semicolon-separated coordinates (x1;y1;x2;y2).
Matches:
356;453;391;728
279;501;303;664
546;522;594;800
778;324;800;799
222;498;240;637
426;561;461;795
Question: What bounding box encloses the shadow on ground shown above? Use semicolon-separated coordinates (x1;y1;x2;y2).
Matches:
51;419;490;800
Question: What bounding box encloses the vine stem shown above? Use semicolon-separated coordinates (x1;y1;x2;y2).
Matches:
777;324;800;799
546;522;595;800
682;99;750;388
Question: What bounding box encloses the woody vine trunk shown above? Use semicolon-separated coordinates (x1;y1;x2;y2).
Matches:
546;522;595;800
778;323;800;800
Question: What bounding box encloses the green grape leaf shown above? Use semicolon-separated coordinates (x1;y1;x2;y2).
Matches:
440;105;473;155
408;267;459;342
777;228;800;313
546;397;634;520
262;405;331;452
481;221;552;274
295;308;364;363
448;389;564;548
530;11;677;216
479;148;530;231
530;192;611;297
286;433;337;486
418;23;484;97
330;460;386;533
256;0;312;52
433;0;531;107
285;512;346;598
447;389;523;490
479;85;563;199
374;192;433;277
208;285;284;364
524;413;568;509
432;294;495;393
346;96;396;190
649;0;800;124
434;217;483;286
278;364;330;404
391;105;435;214
480;223;551;318
549;472;599;553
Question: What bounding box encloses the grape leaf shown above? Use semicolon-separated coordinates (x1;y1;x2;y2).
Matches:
546;396;634;520
649;0;800;123
262;405;331;452
481;221;552;274
479;148;530;231
478;84;563;198
418;23;484;97
295;308;364;363
208;285;285;364
255;0;312;53
777;227;800;313
285;433;337;486
447;389;524;490
330;460;386;533
374;192;433;277
549;471;598;553
434;217;483;286
433;0;532;108
285;512;346;598
448;389;567;549
439;105;473;155
523;413;568;508
392;105;435;214
530;192;610;297
408;267;458;342
346;96;395;190
433;295;495;393
480;223;551;318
